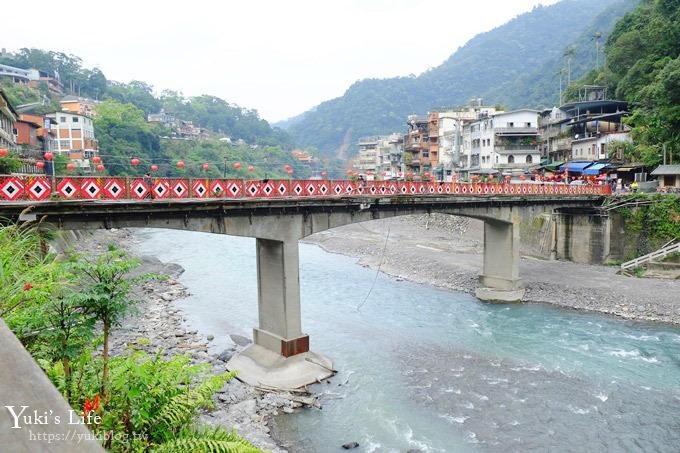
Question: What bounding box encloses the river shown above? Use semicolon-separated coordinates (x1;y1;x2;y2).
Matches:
133;228;680;453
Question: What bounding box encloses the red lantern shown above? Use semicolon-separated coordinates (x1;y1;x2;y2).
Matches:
36;161;45;169
202;163;209;171
520;175;526;181
92;156;101;164
150;164;159;172
321;171;328;177
346;169;353;175
44;152;54;161
248;165;255;173
96;164;105;172
233;162;241;170
131;157;140;167
66;163;75;171
177;161;185;169
472;174;478;180
0;148;7;157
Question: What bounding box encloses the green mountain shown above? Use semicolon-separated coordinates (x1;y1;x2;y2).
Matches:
284;0;640;158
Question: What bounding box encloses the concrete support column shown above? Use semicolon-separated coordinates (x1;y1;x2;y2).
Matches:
476;218;525;302
253;238;309;357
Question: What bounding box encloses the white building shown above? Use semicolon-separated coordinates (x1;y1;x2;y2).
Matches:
46;111;99;168
462;109;541;177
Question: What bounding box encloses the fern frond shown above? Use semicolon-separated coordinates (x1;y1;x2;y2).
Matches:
156;372;235;437
152;436;262;453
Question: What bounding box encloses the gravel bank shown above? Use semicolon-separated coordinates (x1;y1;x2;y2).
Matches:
66;229;311;453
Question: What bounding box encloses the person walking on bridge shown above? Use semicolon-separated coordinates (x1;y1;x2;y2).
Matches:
143;173;154;199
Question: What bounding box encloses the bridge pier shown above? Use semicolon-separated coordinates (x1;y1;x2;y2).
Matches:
475;218;525;302
226;237;334;389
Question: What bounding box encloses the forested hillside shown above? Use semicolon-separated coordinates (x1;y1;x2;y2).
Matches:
591;0;680;166
285;0;640;158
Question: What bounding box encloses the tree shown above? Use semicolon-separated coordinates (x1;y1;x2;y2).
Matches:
69;245;150;394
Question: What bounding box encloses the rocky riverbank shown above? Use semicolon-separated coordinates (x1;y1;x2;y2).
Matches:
67;229;310;453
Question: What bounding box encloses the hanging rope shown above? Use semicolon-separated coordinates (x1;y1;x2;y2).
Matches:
356;225;390;313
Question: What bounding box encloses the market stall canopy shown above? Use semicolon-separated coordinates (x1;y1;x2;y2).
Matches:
583;163;610;175
542;161;564;171
559;161;594;174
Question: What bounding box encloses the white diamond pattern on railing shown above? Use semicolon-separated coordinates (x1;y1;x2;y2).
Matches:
131;181;147;199
1;178;24;200
81;180;101;199
27;179;51;200
172;181;188;198
103;180;124;199
58;181;78;198
193;181;207;197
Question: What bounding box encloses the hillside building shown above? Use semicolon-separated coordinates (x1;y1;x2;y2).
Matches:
46;111;99;169
60;95;98;117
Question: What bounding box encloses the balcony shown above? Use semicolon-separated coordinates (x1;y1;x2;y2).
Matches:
494;145;538;153
494;127;538;136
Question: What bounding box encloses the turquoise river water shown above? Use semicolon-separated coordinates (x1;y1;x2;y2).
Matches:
133;228;680;453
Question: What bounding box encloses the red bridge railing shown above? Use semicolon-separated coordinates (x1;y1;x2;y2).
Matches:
0;176;612;202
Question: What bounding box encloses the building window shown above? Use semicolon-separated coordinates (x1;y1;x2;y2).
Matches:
526;155;533;164
72;117;79;123
508;155;515;163
60;116;66;122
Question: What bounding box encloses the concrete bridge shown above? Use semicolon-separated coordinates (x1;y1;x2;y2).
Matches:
0;176;610;388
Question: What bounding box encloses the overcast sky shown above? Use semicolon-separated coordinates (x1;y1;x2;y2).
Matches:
3;0;560;123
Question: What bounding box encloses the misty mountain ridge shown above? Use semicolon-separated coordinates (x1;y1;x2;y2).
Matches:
282;0;640;158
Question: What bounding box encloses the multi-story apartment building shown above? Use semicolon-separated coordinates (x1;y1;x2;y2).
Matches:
434;105;497;181
356;134;403;178
540;86;631;165
404;116;429;174
0;89;18;152
46;111;99;169
462;109;541;178
357;137;378;175
378;134;403;178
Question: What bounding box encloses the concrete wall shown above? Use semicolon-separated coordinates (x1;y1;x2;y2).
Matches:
554;211;610;264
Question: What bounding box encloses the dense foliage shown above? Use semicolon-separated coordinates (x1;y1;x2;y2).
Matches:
614;193;680;259
0;222;261;452
601;0;680;166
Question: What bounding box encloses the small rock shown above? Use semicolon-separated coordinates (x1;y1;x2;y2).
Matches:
217;348;236;362
230;334;252;346
342;442;359;450
207;334;215;341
